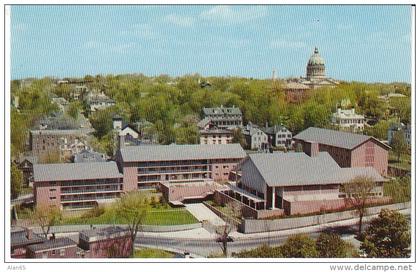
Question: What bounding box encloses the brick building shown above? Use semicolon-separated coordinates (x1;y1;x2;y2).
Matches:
26;237;78;259
294;127;390;176
115;144;247;191
217;152;387;216
33;162;123;210
11;227;46;258
78;226;132;258
199;128;233;145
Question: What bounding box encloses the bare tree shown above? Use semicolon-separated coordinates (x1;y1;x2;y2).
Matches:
115;191;149;257
216;201;242;257
32;205;62;238
343;176;375;237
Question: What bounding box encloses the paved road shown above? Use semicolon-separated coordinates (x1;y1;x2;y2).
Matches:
184;203;225;226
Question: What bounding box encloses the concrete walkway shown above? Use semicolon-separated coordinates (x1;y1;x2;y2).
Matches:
184;203;226;226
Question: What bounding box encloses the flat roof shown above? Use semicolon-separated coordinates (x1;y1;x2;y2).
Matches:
119;144;247;162
26;237;77;253
33;162;122;182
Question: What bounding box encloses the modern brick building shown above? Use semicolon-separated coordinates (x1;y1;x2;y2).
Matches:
78;226;132;258
217;152;387;216
115;144;247;191
293;127;390;176
33;162;123;210
26;237;78;259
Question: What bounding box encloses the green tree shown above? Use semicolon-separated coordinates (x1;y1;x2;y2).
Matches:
233;244;283;258
66;101;82;120
316;232;348;258
343;176;375;236
11;163;23;199
231;128;246;148
32;205;62;238
280;234;319;258
115;191;149;257
361;209;410;258
390;130;408;163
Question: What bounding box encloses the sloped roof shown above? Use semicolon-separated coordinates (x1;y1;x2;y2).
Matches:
33;162;122;182
73;149;106;163
263;125;291;135
293;127;390;150
247;152;385;187
203;106;242;115
119;144;246;162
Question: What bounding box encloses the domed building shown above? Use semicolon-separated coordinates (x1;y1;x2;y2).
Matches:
284;47;339;103
306;47;326;80
298;47;339;89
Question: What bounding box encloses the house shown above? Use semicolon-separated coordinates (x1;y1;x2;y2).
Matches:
388;123;411;146
263;124;293;149
199;128;233;145
242;122;269;150
216;152;387;217
16;156;38;186
202;105;243;129
78;226;132;258
284;82;310;103
331;108;365;132
115;144;247;192
11;227;46;258
26;237;78;258
293;127;390;176
87;92;115;112
30;129;90;161
112;115;157;148
33;162;123;210
73;149;106;163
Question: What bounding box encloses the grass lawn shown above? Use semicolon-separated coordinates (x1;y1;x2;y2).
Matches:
61;206;198;226
389;151;411;170
133;248;176;258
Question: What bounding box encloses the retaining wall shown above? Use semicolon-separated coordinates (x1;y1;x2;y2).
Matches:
239;202;410;234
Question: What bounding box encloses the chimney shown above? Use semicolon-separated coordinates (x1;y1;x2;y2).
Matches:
26;228;33;240
303;141;319;157
265;122;268;129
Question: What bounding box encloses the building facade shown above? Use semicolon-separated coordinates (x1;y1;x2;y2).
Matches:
78;227;132;258
263;125;293;149
331;108;365;132
115;144;247;191
216;152;387;216
284;82;310;103
202;106;243;129
199;128;233;145
242;122;269;150
33;162;123;210
26;238;78;259
294;127;390;176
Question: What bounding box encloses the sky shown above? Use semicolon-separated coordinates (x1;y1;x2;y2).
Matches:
11;5;412;83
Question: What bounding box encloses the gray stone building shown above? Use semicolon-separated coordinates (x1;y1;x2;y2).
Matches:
202;105;242;129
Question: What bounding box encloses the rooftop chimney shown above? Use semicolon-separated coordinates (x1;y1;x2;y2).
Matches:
26;228;32;240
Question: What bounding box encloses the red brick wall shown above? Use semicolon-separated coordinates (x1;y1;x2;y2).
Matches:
122;162;138;192
27;246;78;258
351;140;388;176
84;236;132;258
34;182;61;208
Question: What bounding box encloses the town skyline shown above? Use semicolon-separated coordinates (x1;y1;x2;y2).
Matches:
11;5;412;83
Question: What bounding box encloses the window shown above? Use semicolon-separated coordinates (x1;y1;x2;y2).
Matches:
49;196;56;200
52;250;56;255
49;188;57;192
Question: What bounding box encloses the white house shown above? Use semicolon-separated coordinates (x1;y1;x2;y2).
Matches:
331;108;365;131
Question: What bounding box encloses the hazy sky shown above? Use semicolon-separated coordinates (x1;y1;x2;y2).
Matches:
11;5;412;82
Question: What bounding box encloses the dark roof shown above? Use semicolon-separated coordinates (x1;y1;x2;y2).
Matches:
11;228;46;248
119;144;246;162
79;226;130;242
293;127;390;150
203;106;242;116
73;149;106;163
27;237;77;252
121;124;141;135
263;125;291;135
248;152;385;187
33;162;122;182
18;156;38;165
